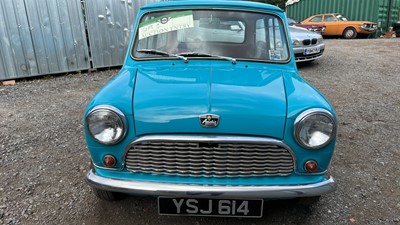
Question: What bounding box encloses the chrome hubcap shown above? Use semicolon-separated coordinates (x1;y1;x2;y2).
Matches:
346;30;354;38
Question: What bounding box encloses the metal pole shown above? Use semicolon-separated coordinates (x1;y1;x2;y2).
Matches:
387;0;393;31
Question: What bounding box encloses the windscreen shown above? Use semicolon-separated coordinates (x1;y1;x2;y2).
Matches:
132;9;290;62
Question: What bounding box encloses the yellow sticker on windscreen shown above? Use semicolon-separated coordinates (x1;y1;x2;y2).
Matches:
139;11;194;40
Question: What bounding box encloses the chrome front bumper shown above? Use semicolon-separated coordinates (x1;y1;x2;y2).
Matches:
86;170;336;199
360;27;377;32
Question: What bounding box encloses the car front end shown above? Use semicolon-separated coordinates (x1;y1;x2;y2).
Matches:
359;22;378;33
83;0;337;218
290;26;325;62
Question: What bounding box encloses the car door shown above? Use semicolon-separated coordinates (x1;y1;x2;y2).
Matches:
322;14;339;35
305;15;327;32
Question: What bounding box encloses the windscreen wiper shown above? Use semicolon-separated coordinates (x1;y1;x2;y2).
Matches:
137;49;188;63
177;52;237;64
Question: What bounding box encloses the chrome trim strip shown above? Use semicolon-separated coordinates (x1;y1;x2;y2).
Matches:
127;135;291;146
122;135;297;174
86;169;336;198
92;161;124;171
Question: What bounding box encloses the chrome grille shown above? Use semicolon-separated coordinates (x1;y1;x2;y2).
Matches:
303;39;311;45
302;38;318;46
311;38;317;44
124;137;295;177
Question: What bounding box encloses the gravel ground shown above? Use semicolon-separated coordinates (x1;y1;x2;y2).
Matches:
1;38;400;225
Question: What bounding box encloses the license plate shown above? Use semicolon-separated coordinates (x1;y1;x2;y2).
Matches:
304;47;320;55
158;197;263;218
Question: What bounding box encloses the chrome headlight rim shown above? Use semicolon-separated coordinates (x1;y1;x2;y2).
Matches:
85;105;127;145
294;108;337;150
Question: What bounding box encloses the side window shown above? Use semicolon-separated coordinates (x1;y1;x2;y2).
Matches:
255;16;288;61
324;15;336;22
310;16;322;22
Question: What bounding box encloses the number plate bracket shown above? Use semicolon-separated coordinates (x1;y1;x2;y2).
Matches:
158;197;263;218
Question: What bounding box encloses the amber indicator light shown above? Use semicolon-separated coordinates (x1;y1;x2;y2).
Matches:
103;155;116;167
304;160;318;173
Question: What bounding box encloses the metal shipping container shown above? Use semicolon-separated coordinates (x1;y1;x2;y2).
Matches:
0;0;90;81
286;0;400;37
84;0;164;69
0;0;163;81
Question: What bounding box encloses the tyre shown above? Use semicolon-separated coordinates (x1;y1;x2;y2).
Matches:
343;27;357;39
92;188;126;201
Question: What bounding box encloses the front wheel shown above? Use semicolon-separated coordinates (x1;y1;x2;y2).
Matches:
343;27;357;39
92;188;126;201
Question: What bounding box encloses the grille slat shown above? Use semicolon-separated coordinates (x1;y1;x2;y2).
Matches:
129;147;290;154
126;152;292;161
125;140;294;177
134;145;287;151
126;161;294;168
129;163;294;172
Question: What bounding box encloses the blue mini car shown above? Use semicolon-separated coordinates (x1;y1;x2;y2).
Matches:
84;0;337;218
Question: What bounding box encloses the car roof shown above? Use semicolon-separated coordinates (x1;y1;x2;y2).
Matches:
312;13;342;16
141;0;283;12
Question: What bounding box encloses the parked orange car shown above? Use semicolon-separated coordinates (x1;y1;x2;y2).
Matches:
302;13;377;39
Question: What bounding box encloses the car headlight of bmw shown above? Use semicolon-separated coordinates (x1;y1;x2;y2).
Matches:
294;108;336;149
86;105;127;145
292;38;302;47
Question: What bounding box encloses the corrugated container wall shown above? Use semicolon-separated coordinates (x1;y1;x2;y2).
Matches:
85;0;164;69
0;0;163;80
0;0;90;80
286;0;400;37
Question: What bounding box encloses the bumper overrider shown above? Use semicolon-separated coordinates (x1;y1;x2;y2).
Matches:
86;170;336;199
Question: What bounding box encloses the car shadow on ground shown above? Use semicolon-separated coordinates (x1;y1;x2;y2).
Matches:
88;195;318;225
296;61;319;68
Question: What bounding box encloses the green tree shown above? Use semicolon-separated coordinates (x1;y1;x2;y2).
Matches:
249;0;286;10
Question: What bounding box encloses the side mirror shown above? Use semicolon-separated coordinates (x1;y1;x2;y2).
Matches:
230;25;242;31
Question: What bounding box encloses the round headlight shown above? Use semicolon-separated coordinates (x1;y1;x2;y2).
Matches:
294;109;336;149
86;105;127;145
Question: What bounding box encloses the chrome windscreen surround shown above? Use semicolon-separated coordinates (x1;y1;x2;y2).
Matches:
131;8;292;64
123;135;295;178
